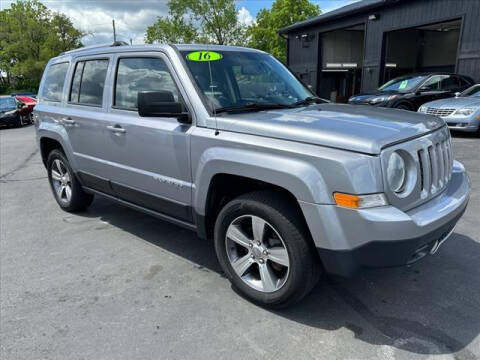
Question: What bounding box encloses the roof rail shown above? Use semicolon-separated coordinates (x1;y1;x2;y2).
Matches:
60;41;129;56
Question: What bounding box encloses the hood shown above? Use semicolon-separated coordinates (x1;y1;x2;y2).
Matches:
349;90;401;103
424;96;480;109
217;104;444;154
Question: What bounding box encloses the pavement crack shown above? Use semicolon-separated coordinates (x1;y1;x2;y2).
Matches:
0;148;39;179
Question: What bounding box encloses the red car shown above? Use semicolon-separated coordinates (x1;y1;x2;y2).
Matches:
15;95;37;123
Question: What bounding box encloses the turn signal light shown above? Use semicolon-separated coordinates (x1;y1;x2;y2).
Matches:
333;192;388;209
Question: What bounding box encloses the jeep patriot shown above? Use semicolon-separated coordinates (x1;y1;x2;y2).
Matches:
35;43;471;307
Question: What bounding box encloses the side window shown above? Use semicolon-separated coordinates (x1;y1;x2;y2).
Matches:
40;62;69;102
70;59;109;106
114;57;179;109
439;75;458;91
421;75;447;91
458;77;470;88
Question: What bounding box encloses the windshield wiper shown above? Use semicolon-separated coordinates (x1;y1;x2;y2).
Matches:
292;96;324;107
215;102;293;114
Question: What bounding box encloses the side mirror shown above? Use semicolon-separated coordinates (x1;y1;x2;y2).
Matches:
137;91;190;123
454;92;461;97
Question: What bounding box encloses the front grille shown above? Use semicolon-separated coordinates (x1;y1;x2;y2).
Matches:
417;137;453;196
426;107;455;117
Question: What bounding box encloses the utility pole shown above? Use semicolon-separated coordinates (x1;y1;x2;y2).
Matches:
112;19;116;42
130;38;132;45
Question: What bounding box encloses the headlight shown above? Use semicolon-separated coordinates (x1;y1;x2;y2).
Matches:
418;105;428;113
453;107;475;117
369;95;397;104
387;152;406;193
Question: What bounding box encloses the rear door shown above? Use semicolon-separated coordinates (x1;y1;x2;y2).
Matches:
63;56;114;194
102;53;194;222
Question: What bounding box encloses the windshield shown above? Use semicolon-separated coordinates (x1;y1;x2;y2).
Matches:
460;85;480;97
180;49;313;111
378;75;428;92
0;97;16;110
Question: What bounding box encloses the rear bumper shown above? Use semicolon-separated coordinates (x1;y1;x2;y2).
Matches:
300;161;470;277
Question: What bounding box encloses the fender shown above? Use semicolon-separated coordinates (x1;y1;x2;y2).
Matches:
37;117;78;171
192;146;331;216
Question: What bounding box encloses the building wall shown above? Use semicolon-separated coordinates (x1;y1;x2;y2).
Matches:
286;0;480;93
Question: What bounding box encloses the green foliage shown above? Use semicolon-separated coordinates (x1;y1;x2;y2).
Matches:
248;0;321;62
0;0;83;93
145;0;246;46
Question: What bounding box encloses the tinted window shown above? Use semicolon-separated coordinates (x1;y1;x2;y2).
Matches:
41;62;69;102
70;59;108;106
458;76;471;87
439;76;458;91
115;57;179;109
421;75;448;91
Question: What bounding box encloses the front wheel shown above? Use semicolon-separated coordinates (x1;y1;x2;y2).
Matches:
395;104;411;111
47;149;94;212
214;191;321;308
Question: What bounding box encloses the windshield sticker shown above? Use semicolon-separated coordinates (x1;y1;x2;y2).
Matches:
186;51;223;62
399;80;408;89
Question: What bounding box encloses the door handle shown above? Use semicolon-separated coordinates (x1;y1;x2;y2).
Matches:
61;117;76;125
106;125;126;134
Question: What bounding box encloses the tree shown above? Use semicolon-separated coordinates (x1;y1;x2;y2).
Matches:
0;0;83;93
145;0;246;46
248;0;321;63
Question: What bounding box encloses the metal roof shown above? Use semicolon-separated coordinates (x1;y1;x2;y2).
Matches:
278;0;403;34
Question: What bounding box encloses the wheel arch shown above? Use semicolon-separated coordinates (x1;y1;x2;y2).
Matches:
193;148;329;240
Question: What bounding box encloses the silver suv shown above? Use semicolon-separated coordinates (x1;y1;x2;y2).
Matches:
35;43;471;308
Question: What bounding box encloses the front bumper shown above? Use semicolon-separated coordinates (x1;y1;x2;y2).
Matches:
0;112;18;125
445;116;480;132
300;161;471;277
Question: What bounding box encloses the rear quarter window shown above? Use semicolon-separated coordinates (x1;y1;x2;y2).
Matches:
40;62;69;102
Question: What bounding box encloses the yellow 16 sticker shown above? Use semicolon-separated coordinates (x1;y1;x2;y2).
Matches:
186;51;223;62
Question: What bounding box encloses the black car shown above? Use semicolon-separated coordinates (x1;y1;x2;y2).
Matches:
348;73;474;111
0;96;27;127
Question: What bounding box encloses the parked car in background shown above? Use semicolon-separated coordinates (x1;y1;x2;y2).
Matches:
418;84;480;135
349;73;474;111
0;96;27;127
15;95;37;123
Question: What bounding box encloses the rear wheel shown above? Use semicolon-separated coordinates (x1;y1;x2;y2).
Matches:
47;149;94;212
214;191;321;308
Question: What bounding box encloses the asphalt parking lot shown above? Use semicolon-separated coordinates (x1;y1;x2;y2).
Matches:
1;125;479;360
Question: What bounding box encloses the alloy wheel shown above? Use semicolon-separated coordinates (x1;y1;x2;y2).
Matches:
51;159;72;204
225;215;290;293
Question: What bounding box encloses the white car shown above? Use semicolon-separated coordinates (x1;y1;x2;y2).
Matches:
418;84;480;135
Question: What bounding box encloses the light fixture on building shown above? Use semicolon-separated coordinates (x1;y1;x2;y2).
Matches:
368;14;379;21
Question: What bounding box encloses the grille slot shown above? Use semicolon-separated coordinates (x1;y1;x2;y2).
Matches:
426;107;456;117
418;138;452;195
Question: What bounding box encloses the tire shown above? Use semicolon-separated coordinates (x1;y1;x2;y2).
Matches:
395;104;411;111
13;114;23;128
214;191;321;308
47;149;94;212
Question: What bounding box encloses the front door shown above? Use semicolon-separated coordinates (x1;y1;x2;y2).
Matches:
102;54;193;223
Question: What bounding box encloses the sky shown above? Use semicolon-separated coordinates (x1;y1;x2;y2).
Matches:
0;0;359;45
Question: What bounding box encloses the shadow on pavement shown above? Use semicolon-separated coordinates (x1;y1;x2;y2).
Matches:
81;197;479;359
